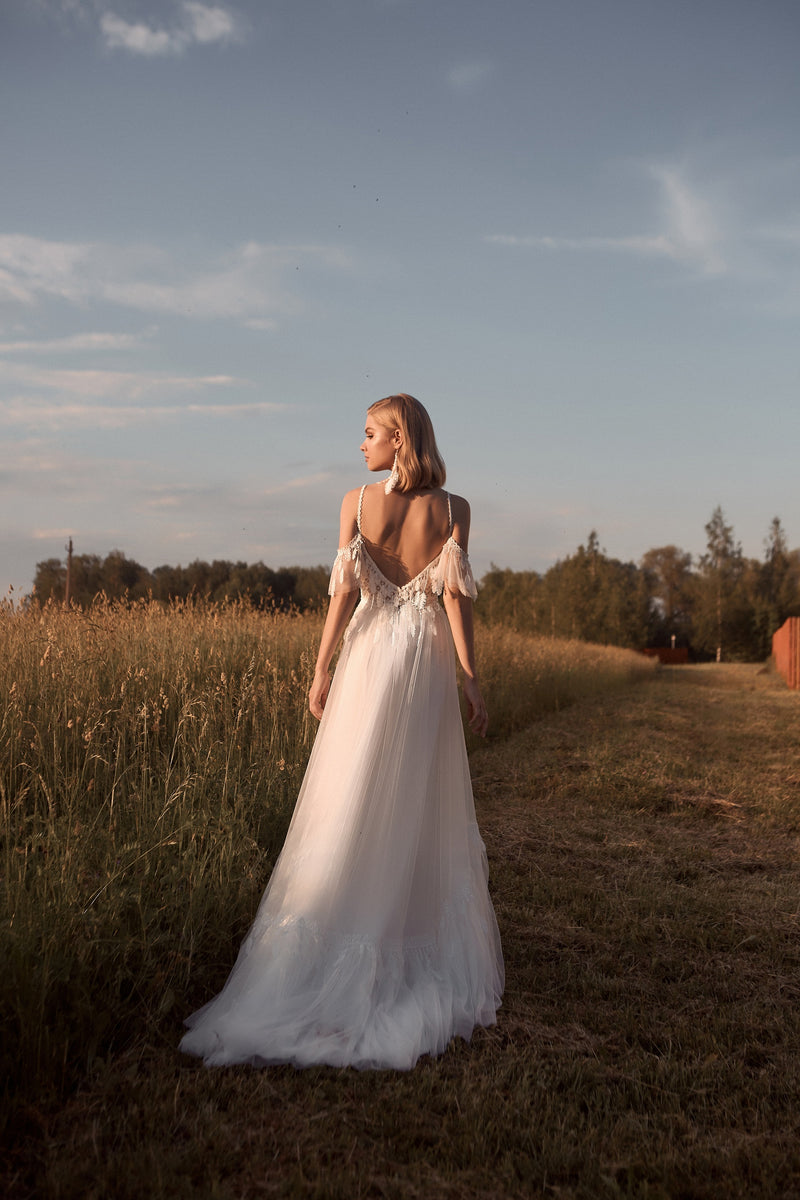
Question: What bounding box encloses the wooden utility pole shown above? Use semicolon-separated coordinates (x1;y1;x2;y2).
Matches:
65;538;73;607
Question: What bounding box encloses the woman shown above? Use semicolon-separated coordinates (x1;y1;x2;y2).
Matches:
180;394;504;1070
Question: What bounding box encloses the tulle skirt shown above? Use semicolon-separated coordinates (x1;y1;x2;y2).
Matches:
180;598;504;1070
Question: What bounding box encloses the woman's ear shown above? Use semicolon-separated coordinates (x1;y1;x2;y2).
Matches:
392;428;403;448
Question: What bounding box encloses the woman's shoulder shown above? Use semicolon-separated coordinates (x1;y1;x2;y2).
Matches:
443;490;470;520
440;489;471;549
337;487;366;546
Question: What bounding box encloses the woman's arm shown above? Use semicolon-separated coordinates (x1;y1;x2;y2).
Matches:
442;495;488;737
443;589;488;737
308;490;361;720
309;591;359;718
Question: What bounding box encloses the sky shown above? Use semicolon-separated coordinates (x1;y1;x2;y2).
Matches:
2;0;799;600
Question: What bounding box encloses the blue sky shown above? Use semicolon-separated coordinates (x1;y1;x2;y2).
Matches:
2;0;799;599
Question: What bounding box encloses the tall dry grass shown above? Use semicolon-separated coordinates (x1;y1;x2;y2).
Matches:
0;596;654;1111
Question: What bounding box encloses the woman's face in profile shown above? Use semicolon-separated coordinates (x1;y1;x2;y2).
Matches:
360;418;396;473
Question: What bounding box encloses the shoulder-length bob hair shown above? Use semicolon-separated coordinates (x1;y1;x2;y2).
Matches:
367;393;446;493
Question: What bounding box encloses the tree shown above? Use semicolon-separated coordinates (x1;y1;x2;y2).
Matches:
293;566;333;611
640;545;694;646
475;564;540;632
536;533;650;648
746;517;800;657
31;557;66;604
694;507;748;661
101;550;151;600
763;518;794;612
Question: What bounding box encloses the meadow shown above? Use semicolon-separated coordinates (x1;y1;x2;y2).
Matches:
3;599;799;1197
0;600;651;1103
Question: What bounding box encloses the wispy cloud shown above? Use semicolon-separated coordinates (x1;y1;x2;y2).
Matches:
651;164;726;274
487;233;676;255
757;224;800;248
0;358;285;430
100;3;241;56
0;359;244;401
447;61;494;92
487;163;727;276
0;234;351;324
0;331;149;354
1;399;281;430
32;528;77;541
261;471;332;497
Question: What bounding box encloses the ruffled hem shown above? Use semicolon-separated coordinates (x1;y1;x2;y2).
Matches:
179;890;503;1071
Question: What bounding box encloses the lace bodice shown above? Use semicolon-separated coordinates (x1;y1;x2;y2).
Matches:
328;487;477;611
329;533;477;610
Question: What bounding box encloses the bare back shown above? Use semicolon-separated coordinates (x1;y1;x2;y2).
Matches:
340;483;470;587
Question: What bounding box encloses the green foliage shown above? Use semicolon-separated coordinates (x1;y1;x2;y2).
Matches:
537;532;651;648
478;512;800;661
640;543;694;646
32;552;331;611
474;564;540;633
477;533;651;651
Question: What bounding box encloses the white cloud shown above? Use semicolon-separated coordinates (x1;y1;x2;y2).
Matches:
0;395;282;431
261;472;332;497
0;331;148;354
183;2;237;44
0;359;244;400
487;163;727;277
32;528;77;540
0;358;285;430
0;234;351;324
100;3;241;56
0;236;90;305
447;61;494;91
243;317;279;332
651;164;725;275
487;233;676;256
100;13;176;54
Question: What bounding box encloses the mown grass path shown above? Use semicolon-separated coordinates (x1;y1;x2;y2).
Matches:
7;664;800;1199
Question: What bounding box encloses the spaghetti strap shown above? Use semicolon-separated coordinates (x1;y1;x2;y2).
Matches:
357;484;366;535
446;491;452;536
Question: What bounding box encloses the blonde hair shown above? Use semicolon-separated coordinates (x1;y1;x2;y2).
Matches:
367;394;446;492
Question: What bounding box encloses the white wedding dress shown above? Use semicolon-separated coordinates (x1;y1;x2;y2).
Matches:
180;488;504;1070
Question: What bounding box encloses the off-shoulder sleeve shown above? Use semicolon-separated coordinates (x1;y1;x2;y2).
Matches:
328;536;362;596
431;538;478;601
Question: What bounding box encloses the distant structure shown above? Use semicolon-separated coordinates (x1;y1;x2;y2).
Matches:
641;647;690;665
773;618;800;689
64;537;73;607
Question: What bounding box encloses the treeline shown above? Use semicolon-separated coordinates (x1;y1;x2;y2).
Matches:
32;552;331;612
31;507;800;662
479;509;800;662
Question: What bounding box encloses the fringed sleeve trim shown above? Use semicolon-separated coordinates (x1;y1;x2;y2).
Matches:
430;538;478;601
328;535;362;596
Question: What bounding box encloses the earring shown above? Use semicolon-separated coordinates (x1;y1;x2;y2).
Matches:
384;450;399;495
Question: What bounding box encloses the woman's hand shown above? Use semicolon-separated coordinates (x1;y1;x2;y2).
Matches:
462;675;488;738
309;670;331;720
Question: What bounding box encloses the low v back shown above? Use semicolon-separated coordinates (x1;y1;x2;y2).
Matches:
357;484;453;588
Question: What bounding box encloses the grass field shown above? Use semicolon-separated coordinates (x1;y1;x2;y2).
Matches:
3;601;800;1197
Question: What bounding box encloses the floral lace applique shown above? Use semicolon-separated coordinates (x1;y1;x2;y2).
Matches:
329;535;476;609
